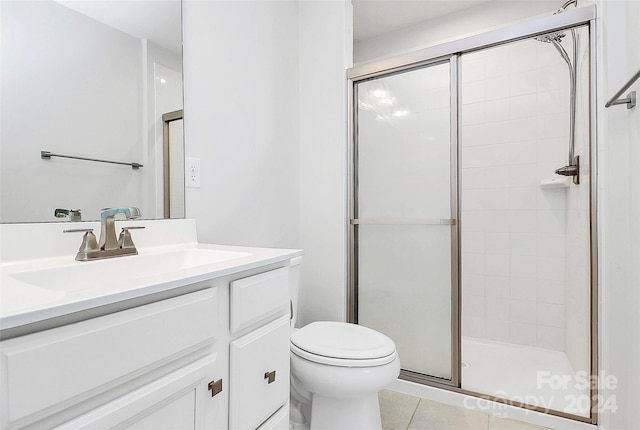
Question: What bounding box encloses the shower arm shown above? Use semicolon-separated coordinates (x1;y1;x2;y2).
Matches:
569;28;577;164
549;29;579;184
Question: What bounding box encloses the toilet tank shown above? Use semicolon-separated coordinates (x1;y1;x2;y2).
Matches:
288;256;303;328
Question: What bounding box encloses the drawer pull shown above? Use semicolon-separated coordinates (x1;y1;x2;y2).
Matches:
208;379;223;397
264;370;276;384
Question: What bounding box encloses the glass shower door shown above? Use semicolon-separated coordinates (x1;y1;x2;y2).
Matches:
352;59;458;383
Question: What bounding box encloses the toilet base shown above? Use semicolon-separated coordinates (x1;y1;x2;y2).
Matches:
289;392;382;430
310;393;382;430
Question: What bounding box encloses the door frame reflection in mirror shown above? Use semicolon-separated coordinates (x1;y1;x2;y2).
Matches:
0;0;183;223
163;110;185;219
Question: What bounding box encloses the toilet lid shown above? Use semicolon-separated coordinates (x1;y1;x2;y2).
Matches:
290;322;396;360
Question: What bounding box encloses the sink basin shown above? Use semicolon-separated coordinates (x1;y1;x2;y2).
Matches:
10;248;251;291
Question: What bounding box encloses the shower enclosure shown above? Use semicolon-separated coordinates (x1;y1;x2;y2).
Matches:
348;7;596;424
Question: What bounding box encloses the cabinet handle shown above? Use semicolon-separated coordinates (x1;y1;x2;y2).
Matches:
264;370;276;384
208;379;223;397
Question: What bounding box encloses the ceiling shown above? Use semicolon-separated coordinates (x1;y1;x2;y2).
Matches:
353;0;495;42
55;0;182;54
55;0;565;54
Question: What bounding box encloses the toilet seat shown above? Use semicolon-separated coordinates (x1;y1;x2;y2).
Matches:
290;322;397;367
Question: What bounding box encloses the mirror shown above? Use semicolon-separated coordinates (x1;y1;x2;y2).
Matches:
0;0;183;223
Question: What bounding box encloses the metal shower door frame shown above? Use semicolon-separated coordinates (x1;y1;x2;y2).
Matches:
348;55;461;388
347;4;598;424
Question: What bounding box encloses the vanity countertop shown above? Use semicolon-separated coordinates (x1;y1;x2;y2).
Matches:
0;220;302;333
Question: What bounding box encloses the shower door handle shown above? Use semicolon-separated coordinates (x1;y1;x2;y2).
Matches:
350;218;456;225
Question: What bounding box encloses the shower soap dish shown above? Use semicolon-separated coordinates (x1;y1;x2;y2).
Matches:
539;177;570;189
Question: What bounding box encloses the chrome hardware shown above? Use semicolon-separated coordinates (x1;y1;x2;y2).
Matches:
605;69;639;108
64;208;143;261
55;208;82;221
99;207;141;251
606;91;636;110
41;150;143;169
118;226;145;249
208;379;223;397
64;229;100;260
555;155;580;185
350;218;456;225
536;27;579;183
264;371;276;384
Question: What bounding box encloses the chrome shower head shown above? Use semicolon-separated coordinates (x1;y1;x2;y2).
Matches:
535;31;566;43
535;31;572;70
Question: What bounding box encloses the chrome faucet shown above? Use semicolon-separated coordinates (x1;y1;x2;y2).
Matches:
99;207;141;250
54;208;82;221
64;207;144;261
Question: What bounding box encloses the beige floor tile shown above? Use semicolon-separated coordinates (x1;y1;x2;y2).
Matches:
488;416;550;430
379;389;421;430
407;398;489;430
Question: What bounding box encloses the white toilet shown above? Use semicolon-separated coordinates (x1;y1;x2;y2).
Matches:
288;258;400;430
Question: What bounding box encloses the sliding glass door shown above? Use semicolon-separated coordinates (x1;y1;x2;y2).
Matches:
351;58;459;384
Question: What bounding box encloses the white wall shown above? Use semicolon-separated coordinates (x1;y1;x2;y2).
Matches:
182;0;351;323
297;0;352;325
182;0;300;249
597;1;640;429
354;1;579;63
0;0;144;222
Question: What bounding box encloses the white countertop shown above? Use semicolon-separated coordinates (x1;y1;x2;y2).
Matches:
0;220;302;332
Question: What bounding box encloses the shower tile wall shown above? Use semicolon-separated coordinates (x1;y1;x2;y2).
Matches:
460;40;571;350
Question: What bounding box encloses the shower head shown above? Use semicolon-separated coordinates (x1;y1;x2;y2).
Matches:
536;31;572;71
535;31;566;44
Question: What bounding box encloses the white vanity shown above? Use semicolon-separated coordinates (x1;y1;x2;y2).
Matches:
0;219;301;430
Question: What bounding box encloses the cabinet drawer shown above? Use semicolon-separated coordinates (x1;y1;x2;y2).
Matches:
229;315;290;430
0;289;218;427
230;267;289;333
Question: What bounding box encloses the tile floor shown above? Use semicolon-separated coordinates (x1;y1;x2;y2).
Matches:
379;390;550;430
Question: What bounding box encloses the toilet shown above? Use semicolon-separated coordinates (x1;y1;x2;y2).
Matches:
288;258;400;430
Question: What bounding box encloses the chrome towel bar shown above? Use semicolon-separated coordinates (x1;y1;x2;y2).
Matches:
350;218;456;225
605;69;639;109
41;151;143;169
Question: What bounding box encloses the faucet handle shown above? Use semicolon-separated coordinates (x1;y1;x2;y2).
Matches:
64;229;99;254
118;226;145;249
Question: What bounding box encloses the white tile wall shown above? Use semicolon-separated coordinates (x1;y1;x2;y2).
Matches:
460;38;582;351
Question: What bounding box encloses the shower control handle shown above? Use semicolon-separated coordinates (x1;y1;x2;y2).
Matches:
555;155;580;185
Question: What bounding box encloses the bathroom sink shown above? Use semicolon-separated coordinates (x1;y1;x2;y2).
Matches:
10;248;251;292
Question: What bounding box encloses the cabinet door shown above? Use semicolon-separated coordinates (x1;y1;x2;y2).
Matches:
1;289;218;428
54;355;224;430
229;315;290;430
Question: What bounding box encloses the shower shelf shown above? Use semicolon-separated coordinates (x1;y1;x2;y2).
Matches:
540;178;570;189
